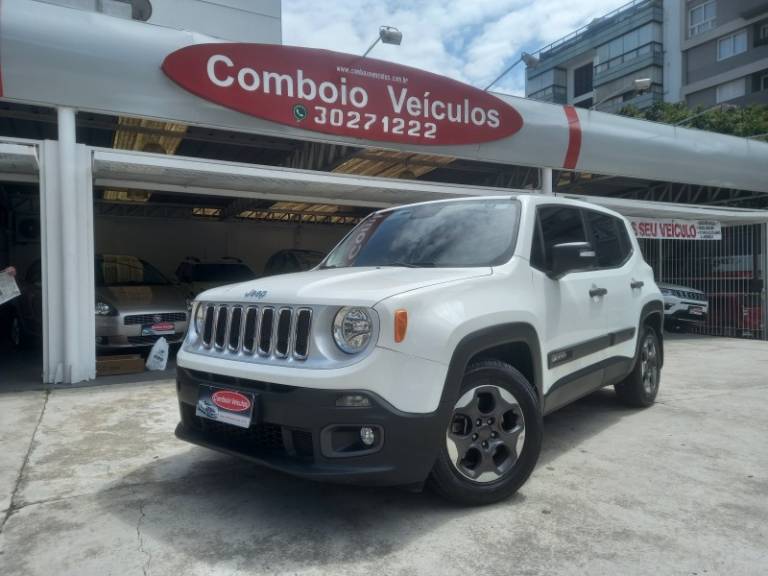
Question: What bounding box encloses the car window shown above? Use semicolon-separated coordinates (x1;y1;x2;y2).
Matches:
294;251;324;270
322;199;520;269
95;255;170;286
535;206;587;270
27;261;42;284
616;217;633;258
264;252;287;275
585;210;629;268
188;263;254;282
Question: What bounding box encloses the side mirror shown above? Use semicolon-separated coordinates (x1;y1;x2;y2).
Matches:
549;242;597;279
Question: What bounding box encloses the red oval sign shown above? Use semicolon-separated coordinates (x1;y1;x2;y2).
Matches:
211;390;251;413
162;44;523;146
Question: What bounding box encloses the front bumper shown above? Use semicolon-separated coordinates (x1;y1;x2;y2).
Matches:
175;367;447;486
664;301;708;323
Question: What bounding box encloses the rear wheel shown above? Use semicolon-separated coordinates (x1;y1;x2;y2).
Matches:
8;313;25;349
428;360;542;506
615;326;661;407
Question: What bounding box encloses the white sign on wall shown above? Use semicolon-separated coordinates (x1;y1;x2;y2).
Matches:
629;218;722;240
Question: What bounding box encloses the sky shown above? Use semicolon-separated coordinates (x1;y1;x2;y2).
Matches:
282;0;630;96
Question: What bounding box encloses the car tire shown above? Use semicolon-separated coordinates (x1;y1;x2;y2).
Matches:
615;326;661;408
428;360;542;506
8;312;26;349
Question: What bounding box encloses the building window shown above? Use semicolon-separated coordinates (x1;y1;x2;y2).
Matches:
689;1;716;37
573;63;594;98
762;23;768;40
718;30;747;60
594;23;663;75
762;74;768;91
716;78;746;103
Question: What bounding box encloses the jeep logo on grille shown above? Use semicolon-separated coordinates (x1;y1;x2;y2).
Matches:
245;290;268;300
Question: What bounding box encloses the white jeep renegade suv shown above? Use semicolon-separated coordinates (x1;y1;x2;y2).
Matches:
176;195;664;505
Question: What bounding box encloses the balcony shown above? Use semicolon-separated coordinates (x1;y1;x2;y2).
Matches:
528;85;568;104
594;42;663;86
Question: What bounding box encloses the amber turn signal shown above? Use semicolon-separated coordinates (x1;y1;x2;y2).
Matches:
394;309;408;343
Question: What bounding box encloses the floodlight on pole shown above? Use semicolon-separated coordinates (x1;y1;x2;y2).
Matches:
591;77;652;110
483;52;539;91
362;26;403;58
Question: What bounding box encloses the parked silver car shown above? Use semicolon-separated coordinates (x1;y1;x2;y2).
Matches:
658;282;708;331
11;255;189;349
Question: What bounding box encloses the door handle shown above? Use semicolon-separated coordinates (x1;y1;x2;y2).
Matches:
630;280;644;289
589;286;608;298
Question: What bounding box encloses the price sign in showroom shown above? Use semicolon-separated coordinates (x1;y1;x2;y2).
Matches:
629;218;722;240
162;44;524;146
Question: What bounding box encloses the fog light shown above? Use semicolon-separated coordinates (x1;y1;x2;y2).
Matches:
336;394;371;408
360;426;376;446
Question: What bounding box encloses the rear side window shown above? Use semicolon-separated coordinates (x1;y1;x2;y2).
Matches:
585;210;631;268
532;206;587;270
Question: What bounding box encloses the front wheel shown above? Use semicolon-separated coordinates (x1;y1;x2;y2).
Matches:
428;360;542;506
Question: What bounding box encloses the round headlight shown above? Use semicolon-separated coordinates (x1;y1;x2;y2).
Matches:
95;301;116;316
194;303;205;335
333;307;373;354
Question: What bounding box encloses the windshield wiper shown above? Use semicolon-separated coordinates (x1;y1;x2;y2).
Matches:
387;260;436;268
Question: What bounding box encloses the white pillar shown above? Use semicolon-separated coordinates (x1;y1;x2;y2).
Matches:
39;110;96;384
541;167;553;195
58;108;79;383
763;224;768;341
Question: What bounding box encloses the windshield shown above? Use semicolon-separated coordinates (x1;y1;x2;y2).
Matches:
189;263;254;282
322;199;520;269
95;255;171;287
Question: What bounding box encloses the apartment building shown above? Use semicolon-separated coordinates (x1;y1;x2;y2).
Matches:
525;0;665;112
682;0;768;107
524;0;768;112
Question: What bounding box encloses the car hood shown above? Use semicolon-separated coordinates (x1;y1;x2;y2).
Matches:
196;266;493;306
97;284;188;313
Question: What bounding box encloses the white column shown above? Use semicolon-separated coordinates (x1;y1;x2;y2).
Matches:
58;107;79;383
763;224;768;341
39;109;96;384
541;167;553;195
39;140;64;383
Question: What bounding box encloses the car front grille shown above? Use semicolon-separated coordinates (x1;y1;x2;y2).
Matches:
124;312;187;326
127;334;185;345
181;403;314;461
200;304;312;360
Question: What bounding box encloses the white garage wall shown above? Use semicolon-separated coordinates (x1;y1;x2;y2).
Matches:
94;216;351;279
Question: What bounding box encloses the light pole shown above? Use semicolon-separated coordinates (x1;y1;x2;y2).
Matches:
362;26;403;57
591;77;652;110
483;52;539;91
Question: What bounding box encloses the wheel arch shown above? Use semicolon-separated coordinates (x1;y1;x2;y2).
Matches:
637;300;664;368
441;323;543;412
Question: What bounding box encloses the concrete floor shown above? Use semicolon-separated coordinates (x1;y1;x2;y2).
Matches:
1;335;767;576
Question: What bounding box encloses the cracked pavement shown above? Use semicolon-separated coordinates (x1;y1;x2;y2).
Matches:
0;335;767;575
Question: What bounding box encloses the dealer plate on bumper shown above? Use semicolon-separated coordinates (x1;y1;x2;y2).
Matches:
689;307;704;316
196;386;257;429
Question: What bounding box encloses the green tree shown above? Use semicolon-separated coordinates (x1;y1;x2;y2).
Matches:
618;102;768;140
